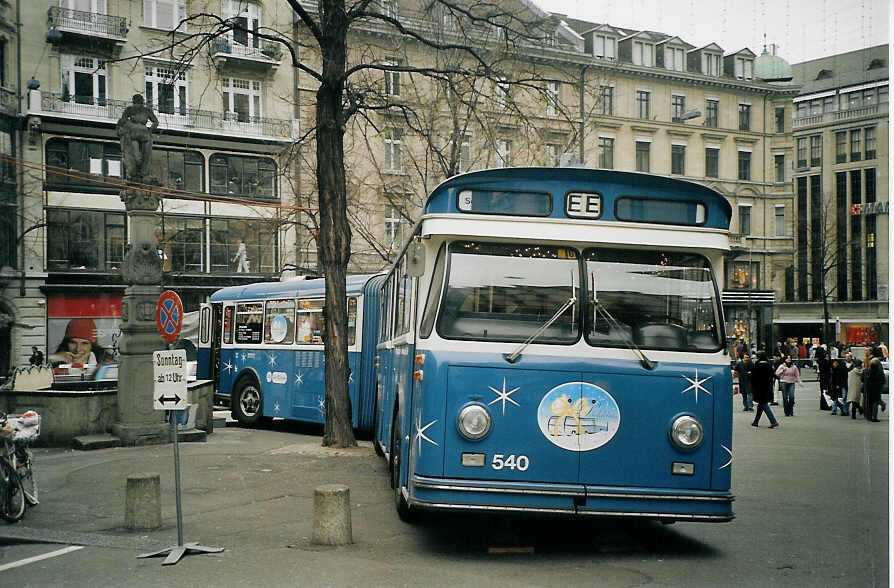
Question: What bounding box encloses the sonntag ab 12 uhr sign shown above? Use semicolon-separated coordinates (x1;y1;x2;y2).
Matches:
153;349;188;410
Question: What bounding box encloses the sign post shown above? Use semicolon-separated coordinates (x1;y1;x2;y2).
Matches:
138;291;222;565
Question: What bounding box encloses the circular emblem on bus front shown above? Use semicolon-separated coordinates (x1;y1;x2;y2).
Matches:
536;382;621;452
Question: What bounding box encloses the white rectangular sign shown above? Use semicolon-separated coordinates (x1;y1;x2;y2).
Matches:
153;349;188;411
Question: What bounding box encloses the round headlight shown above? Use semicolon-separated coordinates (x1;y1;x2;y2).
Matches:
669;415;704;451
457;404;492;440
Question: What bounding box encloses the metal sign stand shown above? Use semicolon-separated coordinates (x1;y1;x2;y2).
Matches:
139;307;223;565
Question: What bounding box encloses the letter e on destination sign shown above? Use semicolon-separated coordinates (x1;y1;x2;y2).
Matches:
153;349;188;410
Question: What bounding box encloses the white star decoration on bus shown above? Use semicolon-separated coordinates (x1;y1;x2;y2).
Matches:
317;397;326;415
273;402;280;414
267;353;277;367
718;444;733;470
681;369;712;403
223;360;233;374
295;371;304;386
488;378;520;415
415;416;438;453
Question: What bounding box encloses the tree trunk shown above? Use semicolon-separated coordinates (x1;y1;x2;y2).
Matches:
317;0;355;447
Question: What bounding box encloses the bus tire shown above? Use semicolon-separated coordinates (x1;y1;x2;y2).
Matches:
389;410;417;523
233;376;265;427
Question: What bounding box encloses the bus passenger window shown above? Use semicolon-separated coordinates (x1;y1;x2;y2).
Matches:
235;303;263;344
264;300;295;344
348;297;357;346
296;300;325;344
223;306;234;344
420;244;446;338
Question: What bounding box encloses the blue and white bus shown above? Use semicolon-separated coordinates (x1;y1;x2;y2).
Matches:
198;167;734;523
376;168;734;523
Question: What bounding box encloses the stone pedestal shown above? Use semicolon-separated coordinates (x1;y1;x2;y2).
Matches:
112;188;168;446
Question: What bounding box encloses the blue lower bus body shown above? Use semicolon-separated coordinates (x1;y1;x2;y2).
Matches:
384;349;733;522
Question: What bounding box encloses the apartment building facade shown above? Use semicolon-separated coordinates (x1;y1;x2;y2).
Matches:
780;45;889;346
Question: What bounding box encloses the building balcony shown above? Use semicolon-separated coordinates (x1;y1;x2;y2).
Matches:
36;91;297;142
210;39;281;69
46;6;128;45
793;102;888;129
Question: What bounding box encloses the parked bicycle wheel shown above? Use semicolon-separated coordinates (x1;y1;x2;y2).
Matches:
18;452;38;506
0;461;25;523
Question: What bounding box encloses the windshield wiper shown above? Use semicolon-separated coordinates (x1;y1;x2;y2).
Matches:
589;272;655;370
504;295;576;364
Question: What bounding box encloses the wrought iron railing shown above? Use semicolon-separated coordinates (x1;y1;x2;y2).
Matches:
40;92;295;140
211;39;281;61
47;6;128;39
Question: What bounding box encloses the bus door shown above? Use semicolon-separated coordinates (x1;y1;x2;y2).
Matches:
210;302;222;389
578;368;714;490
197;303;213;380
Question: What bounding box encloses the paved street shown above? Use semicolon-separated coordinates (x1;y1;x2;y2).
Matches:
0;379;888;587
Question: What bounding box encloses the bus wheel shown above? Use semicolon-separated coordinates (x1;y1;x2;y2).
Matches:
389;412;417;523
233;378;264;426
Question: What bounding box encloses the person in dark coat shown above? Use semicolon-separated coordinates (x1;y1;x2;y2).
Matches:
749;351;779;428
829;358;849;416
864;347;887;422
815;345;831;410
734;353;754;411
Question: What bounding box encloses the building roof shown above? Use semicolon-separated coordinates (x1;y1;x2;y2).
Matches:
791;44;888;96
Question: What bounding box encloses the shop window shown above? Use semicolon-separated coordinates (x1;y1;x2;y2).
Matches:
45;138;121;191
46;208;125;271
150;149;203;192
727;260;759;289
210;217;278;274
158;216;204;273
210;153;276;200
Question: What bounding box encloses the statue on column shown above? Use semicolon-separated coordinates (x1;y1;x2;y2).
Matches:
117;94;159;183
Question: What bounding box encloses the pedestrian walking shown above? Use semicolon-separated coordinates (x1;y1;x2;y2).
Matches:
775;355;802;416
749;351;779;428
829;358;849;416
864;347;887;422
815;345;832;410
847;358;864;420
734;353;754;412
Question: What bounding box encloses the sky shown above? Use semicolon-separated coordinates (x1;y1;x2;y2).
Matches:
538;0;889;64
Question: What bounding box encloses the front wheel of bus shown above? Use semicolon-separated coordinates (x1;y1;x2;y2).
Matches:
390;412;417;523
233;378;264;426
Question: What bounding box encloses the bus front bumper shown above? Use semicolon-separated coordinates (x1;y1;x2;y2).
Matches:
410;475;734;522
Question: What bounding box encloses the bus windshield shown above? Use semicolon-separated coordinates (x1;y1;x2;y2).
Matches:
437;241;580;343
584;249;722;351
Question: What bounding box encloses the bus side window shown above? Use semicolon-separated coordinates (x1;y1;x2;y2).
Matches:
419;244;446;338
223;306;234;344
348;297;358;346
264;299;295;344
200;306;211;345
235;303;263;344
296;299;325;344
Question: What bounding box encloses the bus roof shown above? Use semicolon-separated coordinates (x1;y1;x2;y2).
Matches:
423;168;732;230
209;273;381;302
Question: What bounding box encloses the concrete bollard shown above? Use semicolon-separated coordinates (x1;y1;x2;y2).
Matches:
311;484;352;546
125;472;161;530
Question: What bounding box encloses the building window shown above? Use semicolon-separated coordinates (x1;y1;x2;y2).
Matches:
62;55;107;107
594;34;615;60
850;170;862;300
221;77;262;123
159;216;204;273
45;138;121;190
796;137;807;168
664;46;685;71
384;128;403;172
143;0;186;30
632;41;653;66
727;260;759;289
671;95;686;122
835;131;847;163
864;126;876;159
775;107;785;133
210;217;277;274
150;149;204;192
738;205;751;235
384;60;400;97
809;135;822;167
209;153;277;199
457;135;471;172
496;138;511;167
774;205;786;237
223;0;261;54
850;128;862;161
545;81;559;117
495;78;509;110
600;85;613;115
705;147;719;178
796;176;808;300
385;205;403;251
671;144;685;175
705;99;718;127
545;143;559;167
774;154;785;182
47;209;125;272
735;57;753;79
145;64;186;115
636;90;650;119
598;137;614;169
635;141;650;172
702;52;721;76
738;151;751;181
738;103;751;131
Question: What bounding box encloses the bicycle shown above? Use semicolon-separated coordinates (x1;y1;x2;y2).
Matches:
0;411;40;523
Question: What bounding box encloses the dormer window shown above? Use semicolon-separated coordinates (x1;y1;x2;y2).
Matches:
702;53;721;76
633;41;653;66
664;46;685;71
594;34;616;61
735;56;754;80
868;58;885;70
815;69;834;80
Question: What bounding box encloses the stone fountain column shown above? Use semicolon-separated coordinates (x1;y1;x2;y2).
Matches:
111;187;168;445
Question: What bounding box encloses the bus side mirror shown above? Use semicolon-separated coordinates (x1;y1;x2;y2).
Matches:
407;240;426;277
